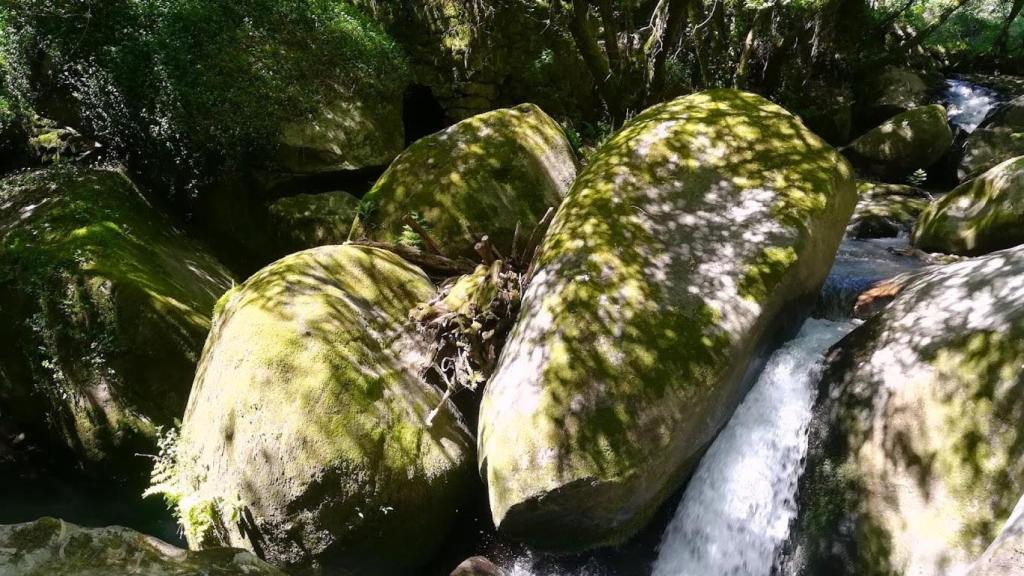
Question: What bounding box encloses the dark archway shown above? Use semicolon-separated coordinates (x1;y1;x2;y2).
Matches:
403;84;449;144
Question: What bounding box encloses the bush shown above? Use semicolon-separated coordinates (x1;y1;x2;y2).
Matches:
0;0;408;200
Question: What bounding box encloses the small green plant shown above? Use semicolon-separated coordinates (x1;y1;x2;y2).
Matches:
356;196;379;225
906;168;928;187
398;211;428;248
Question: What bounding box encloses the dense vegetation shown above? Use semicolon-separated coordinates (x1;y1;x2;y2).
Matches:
0;0;407;202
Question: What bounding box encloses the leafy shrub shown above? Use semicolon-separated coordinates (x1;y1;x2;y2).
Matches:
0;0;408;200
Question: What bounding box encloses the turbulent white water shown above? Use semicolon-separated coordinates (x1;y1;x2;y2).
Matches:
943;78;1002;132
651;318;858;576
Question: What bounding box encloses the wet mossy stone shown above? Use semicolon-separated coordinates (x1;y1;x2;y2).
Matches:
960;95;1024;180
0;517;285;575
160;245;474;575
352;104;578;259
844;104;953;182
847;181;933;239
913;156;1024;256
267;191;361;254
477;89;857;552
784;246;1024;575
277;86;406;173
0;167;233;478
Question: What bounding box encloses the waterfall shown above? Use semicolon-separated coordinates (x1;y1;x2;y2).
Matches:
943;78;1002;133
651;318;858;576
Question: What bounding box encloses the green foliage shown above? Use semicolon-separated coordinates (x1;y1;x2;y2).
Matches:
0;0;408;198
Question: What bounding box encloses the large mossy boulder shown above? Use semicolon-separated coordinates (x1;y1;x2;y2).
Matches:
477;89;857;551
0;167;233;478
844;104;953;182
784;247;1024;575
960;95;1024;180
152;245;473;576
353;104;577;259
847;181;932;239
913;156;1024;255
266;191;361;255
0;517;285;575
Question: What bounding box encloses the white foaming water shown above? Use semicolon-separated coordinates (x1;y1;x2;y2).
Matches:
652;318;858;576
944;78;1001;133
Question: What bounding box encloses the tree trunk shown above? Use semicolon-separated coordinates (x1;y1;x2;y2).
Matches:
567;0;624;119
869;0;917;43
736;7;771;89
646;0;691;104
897;0;974;53
993;0;1024;55
689;0;713;88
596;0;622;74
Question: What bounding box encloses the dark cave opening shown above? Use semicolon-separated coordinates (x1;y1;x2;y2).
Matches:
403;84;449;144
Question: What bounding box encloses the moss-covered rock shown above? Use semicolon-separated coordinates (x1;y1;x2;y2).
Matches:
0;167;233;478
266;191;361;255
844;104;953;182
960;95;1024;180
477;89;856;552
847;181;933;239
277;87;405;173
153;245;473;575
967;495;1024;576
0;517;285;575
353;104;577;259
783;247;1024;575
344;1;598;121
913;156;1024;255
859;66;932;127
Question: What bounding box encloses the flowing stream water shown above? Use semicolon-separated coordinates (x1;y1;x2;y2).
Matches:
942;77;1003;132
650;318;858;576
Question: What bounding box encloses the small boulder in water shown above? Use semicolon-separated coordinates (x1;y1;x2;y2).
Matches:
843;104;952;182
960;95;1024;180
914;155;1024;256
785;246;1024;575
847;181;933;239
478;89;856;552
0;517;285;575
